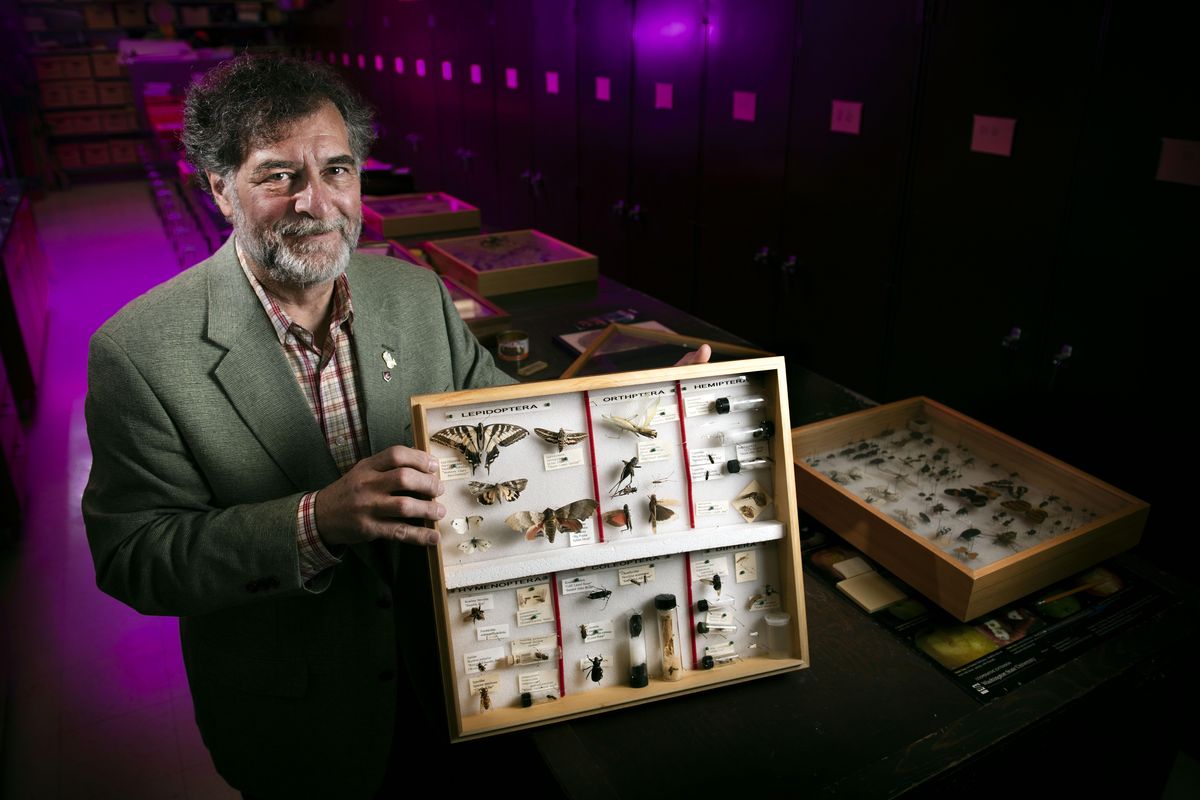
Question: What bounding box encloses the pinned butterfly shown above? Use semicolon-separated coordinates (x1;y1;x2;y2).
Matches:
431;422;529;474
506;499;600;544
467;478;528;505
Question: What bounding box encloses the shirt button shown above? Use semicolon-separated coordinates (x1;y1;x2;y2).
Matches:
379;669;396;682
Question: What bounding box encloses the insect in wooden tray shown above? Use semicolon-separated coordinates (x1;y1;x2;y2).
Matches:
463;606;486;624
458;537;491;554
467;478;528;505
431;422;528;474
602;504;633;532
533;427;588;452
449;515;483;535
610;456;641;497
990;530;1019;550
953;546;978;562
647;494;677;532
478;686;491;712
506;499;599;543
701;573;723;596
579;623;590;642
584;655;604;683
603;398;660;439
587;588;613;609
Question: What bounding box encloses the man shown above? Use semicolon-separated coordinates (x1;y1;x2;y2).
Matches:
84;54;708;797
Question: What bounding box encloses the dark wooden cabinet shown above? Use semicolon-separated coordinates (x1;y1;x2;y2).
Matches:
0;192;48;416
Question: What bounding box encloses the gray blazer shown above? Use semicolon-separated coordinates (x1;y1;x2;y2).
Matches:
82;236;512;796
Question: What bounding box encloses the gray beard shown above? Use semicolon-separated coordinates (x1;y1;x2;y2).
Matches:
229;193;361;289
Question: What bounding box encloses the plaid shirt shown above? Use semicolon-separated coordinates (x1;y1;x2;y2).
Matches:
237;243;369;582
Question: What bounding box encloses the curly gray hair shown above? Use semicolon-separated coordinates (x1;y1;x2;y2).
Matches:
182;54;376;197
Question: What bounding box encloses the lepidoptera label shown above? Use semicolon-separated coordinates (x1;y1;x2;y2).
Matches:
696;499;729;517
561;574;601;595
444;400;553;421
464;647;505;673
459;594;495;613
734;550;759;583
692;557;729;582
439;456;471;480
518;671;559;694
568;520;596;547
475;624;509;641
543;449;584;471
618;564;655;586
637;441;672;463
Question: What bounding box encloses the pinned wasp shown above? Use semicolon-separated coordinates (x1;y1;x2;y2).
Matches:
478;686;492;713
463;606;486;624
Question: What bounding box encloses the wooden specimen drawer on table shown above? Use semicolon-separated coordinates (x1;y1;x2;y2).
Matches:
423;229;598;297
412;358;808;739
791;397;1149;621
361;192;481;242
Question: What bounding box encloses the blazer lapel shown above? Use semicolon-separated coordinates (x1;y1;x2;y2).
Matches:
204;237;340;492
348;264;413;451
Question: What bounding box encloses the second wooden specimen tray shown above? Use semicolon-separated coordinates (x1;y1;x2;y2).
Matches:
361;191;482;241
412;358;808;739
423;229;598;296
791;397;1149;621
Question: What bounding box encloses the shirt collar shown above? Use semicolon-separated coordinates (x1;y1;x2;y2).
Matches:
235;237;356;345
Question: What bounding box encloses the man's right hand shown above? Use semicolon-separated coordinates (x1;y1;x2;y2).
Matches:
314;446;445;548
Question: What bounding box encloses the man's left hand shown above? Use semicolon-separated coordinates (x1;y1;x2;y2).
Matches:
675;343;712;366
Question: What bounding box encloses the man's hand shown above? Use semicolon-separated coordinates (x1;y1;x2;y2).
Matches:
314;446;445;548
675;343;712;366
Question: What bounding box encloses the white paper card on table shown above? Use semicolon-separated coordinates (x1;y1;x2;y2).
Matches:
832;556;873;579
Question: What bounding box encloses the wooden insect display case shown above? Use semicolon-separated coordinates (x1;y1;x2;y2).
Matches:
792;397;1149;621
361;192;482;242
423;229;598;296
411;357;808;739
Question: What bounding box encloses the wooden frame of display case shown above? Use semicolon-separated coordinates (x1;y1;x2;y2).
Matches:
423;229;598;296
411;357;808;740
361;191;482;241
791;397;1149;621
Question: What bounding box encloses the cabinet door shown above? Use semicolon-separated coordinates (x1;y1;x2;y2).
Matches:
693;0;797;346
625;0;705;311
576;0;634;281
492;0;536;231
529;0;580;242
455;0;502;216
392;0;444;190
885;0;1105;418
430;2;471;202
776;0;923;398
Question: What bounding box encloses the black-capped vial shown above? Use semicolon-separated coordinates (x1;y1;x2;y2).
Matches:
715;395;766;414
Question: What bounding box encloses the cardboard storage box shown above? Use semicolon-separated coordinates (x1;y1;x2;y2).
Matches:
361;192;481;241
411;357;808;739
96;80;131;106
66;80;98;107
791;397;1149;621
108;139;138;164
91;52;121;78
101;108;137;132
54;143;84;169
82;141;112;166
424;229;598;296
40;82;72;108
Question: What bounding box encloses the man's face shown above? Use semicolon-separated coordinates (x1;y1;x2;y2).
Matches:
210;101;362;289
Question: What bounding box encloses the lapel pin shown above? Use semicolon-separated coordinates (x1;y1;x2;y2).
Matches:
382;349;397;370
383;371;393;382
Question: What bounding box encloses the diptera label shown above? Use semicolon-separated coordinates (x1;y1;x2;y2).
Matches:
734;550;759;583
691;557;729;582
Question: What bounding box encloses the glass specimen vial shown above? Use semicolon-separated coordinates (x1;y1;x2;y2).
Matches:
707;420;775;445
655;594;684;681
726;457;771;473
628;612;648;688
715;395;766;414
764;611;791;659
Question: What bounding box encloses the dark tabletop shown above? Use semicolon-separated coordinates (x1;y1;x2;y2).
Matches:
482;274;1199;799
